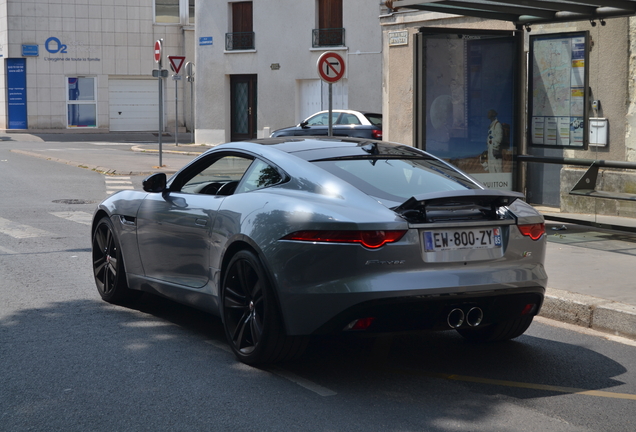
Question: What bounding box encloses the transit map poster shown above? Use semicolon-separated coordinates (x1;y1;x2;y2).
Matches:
422;32;516;191
529;32;588;148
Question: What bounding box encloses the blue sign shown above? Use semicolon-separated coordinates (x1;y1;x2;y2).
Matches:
199;36;213;46
7;58;27;129
22;45;39;56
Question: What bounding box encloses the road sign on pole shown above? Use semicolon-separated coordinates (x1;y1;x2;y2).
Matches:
154;40;162;65
317;52;346;136
317;51;346;84
168;56;186;75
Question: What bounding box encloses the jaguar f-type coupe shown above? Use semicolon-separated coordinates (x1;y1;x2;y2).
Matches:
91;137;547;365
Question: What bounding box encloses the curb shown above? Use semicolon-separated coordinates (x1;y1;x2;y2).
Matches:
540;288;636;340
10;149;179;176
130;144;207;156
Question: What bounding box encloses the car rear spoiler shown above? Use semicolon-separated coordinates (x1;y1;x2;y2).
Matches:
393;189;525;224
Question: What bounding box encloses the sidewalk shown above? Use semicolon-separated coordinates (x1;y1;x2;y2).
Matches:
5;131;636;339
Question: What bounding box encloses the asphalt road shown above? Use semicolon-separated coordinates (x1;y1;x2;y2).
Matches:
1;140;636;431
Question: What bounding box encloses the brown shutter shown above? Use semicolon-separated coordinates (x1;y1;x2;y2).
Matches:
232;1;253;33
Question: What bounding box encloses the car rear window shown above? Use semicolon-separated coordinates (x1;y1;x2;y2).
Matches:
312;158;477;206
363;114;382;127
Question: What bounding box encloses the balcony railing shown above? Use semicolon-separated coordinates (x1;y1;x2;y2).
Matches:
225;32;255;51
312;28;345;48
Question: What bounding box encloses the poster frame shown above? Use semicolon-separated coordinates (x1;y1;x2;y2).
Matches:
528;31;589;150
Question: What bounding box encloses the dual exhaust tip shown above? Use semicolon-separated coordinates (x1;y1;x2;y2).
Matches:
447;307;483;328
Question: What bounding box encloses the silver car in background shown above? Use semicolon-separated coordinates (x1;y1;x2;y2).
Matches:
92;137;547;365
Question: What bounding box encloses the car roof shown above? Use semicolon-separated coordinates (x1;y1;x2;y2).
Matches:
309;109;381;117
241;137;428;161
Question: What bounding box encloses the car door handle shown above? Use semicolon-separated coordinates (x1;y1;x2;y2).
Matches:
195;218;208;227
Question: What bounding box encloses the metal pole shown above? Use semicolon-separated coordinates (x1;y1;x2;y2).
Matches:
190;75;194;144
175;77;179;146
158;71;163;167
328;83;333;136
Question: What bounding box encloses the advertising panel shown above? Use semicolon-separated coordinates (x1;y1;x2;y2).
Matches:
7;58;27;129
421;31;517;190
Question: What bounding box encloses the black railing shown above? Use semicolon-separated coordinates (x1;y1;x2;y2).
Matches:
312;28;345;48
225;32;255;50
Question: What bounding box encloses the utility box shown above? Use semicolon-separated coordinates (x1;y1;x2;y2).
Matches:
589;118;608;147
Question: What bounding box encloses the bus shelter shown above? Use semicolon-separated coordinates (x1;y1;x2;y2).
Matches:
383;1;636;224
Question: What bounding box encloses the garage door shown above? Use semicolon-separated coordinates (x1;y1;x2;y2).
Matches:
109;79;159;131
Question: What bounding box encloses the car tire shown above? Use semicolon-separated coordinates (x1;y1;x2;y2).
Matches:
222;250;308;365
456;315;534;342
92;216;141;304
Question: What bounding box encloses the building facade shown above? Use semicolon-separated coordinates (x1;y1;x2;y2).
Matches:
0;0;194;133
194;0;383;144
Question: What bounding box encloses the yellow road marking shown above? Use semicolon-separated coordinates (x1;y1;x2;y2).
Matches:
383;367;636;401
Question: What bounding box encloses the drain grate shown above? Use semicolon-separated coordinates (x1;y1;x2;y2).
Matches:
52;199;97;205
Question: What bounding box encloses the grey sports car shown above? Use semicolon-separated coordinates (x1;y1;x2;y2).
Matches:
91;137;547;365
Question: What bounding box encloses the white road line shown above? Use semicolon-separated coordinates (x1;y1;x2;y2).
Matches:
106;185;135;190
105;176;134;195
49;211;93;226
269;367;338;397
0;245;17;254
0;217;52;239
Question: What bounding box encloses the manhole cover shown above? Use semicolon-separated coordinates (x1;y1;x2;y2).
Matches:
52;199;97;205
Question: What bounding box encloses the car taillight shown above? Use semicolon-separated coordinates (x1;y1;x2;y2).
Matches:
281;230;407;249
518;223;545;240
372;129;382;139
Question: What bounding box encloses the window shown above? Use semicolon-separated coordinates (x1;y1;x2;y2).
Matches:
305;112;339;126
314;0;344;47
67;77;96;128
235;159;283;194
180;155;254;195
155;0;194;24
226;2;254;50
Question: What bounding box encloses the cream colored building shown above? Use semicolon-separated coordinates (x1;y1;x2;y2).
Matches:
195;0;383;144
0;0;194;132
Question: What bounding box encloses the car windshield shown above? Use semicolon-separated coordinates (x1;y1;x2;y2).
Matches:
312;157;477;207
363;114;382;127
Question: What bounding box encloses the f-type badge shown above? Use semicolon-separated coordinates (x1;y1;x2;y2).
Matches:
365;260;406;266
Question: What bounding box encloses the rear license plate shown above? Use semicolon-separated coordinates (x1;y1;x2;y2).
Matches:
424;227;501;252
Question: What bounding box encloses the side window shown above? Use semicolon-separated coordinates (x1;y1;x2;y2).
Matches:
235;159;283;194
155;0;180;23
179;155;254;195
307;112;338;126
338;114;361;125
67;77;96;128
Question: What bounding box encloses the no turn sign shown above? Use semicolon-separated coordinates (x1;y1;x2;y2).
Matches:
317;51;346;83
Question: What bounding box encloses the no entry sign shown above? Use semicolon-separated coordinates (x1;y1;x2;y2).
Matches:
317;51;346;83
154;40;162;63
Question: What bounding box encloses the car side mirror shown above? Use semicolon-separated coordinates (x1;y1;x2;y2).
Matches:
143;173;167;193
300;121;309;128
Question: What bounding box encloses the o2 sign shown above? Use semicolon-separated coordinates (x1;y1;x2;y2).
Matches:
45;37;68;54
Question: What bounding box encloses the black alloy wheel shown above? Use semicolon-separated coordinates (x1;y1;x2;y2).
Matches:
92;217;139;304
222;250;307;365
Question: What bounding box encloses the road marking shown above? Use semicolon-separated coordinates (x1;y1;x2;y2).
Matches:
535;316;636;348
203;340;337;396
269;367;337;397
0;245;17;254
50;211;93;226
105;176;134;195
381;367;636;401
0;217;52;239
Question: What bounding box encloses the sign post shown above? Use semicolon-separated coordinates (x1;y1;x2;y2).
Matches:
185;62;195;144
317;52;346;136
153;39;165;166
168;56;186;147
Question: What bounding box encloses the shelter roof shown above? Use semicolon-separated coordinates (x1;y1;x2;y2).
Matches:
387;0;636;26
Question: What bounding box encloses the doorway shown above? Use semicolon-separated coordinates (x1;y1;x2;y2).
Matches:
230;74;257;141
